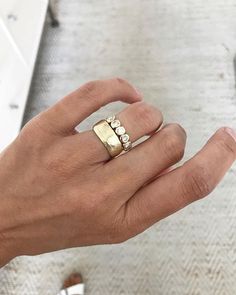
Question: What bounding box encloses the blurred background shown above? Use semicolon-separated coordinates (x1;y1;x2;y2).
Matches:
1;0;236;294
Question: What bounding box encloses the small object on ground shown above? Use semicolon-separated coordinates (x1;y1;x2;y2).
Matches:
57;273;85;295
63;273;83;289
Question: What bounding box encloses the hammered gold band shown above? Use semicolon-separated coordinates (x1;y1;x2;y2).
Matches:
93;120;123;157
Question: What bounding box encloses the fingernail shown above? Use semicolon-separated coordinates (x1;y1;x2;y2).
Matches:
225;127;236;142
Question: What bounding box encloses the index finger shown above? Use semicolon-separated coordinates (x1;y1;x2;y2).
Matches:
37;78;142;135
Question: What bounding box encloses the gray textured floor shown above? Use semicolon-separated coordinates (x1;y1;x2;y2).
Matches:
1;0;236;294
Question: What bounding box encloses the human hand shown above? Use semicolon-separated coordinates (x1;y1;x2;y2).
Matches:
0;78;235;266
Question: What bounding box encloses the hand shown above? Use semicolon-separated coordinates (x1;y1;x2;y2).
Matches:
0;78;235;267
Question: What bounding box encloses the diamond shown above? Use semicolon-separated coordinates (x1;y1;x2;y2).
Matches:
120;134;129;143
123;141;132;151
111;119;121;128
106;115;115;123
115;126;125;135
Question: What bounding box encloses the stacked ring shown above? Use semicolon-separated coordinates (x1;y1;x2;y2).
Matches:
106;115;132;152
92;115;132;158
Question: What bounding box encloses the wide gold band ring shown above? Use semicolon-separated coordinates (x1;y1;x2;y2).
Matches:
93;115;132;158
93;120;123;157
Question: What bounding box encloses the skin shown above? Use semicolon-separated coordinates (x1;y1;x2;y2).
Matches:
0;78;235;268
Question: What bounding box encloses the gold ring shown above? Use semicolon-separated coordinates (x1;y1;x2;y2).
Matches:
93;120;123;157
93;115;132;158
106;115;132;151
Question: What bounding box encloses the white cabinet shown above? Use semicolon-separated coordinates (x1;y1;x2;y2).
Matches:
0;0;48;151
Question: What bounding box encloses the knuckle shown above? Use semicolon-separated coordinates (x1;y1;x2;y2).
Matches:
162;124;186;162
182;164;213;202
20;119;42;142
173;123;186;136
79;80;102;99
136;102;163;130
17;121;47;153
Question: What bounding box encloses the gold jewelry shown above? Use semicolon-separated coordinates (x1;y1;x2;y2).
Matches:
106;115;132;152
93;120;123;157
93;115;132;158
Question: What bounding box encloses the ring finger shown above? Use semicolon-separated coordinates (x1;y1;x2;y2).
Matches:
76;101;164;162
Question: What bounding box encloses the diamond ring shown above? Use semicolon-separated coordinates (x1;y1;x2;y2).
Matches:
92;115;132;158
106;115;132;152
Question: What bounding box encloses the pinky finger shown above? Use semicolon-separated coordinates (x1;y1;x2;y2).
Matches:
125;127;236;236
